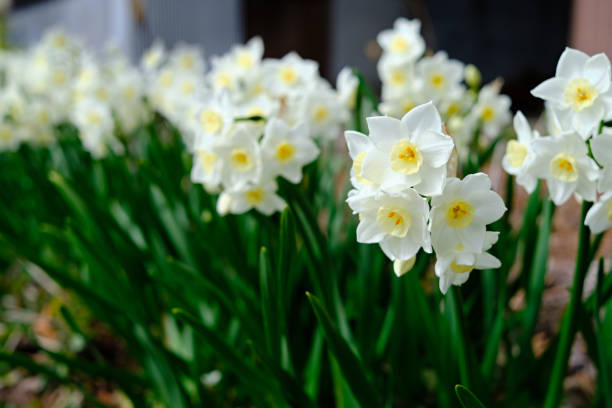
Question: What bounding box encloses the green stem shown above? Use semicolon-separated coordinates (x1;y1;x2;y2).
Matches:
449;287;472;390
543;200;592;408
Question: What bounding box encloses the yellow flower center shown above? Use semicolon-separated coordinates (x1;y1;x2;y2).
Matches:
200;109;223;134
390;70;406;87
430;73;445;89
0;128;11;141
229;148;253;171
313;106;329;123
96;88;109;101
275;142;296;163
237;53;254;69
450;261;474;274
390;35;409;53
180;55;195;70
376;205;411;237
551;152;578;182
159;71;174;87
390;140;422;175
564;78;598;111
506;140;528;168
353;151;372;185
52;70;67;85
37;111;50;124
279;66;298;85
446;103;460;117
480;105;495;122
181;81;195;94
87;111;101;125
216;72;232;89
122;86;136;100
53;35;67;49
245;188;264;205
445;200;474;228
197;150;217;174
401;99;416;114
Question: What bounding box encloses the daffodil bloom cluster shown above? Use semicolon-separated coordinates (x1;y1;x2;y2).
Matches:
143;38;352;216
505;47;612;233
0;29;150;157
376;18;512;158
346;102;506;294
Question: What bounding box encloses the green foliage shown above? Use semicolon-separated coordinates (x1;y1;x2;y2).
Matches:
1;98;611;408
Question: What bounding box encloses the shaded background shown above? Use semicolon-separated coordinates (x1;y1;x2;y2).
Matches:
10;0;611;116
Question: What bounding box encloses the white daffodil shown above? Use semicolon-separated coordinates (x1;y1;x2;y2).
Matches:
531;48;612;139
192;93;235;147
229;36;264;76
216;179;286;216
502;111;540;193
589;129;612;192
260;118;319;183
264;52;318;96
297;87;347;141
344;130;378;189
435;231;501;294
216;126;262;190
416;51;464;103
585;191;612;233
0;122;22;152
531;131;599;205
209;54;240;95
378;55;419;101
360;102;454;196
377;17;425;63
191;140;223;193
430;173;506;255
545;102;573;136
141;40;166;72
468;82;511;138
336;67;358;109
168;44;206;76
347;187;431;261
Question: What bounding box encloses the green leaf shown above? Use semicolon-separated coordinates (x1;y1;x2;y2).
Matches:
594;258;612;408
455;385;487;408
521;198;554;351
306;292;379;407
259;247;280;359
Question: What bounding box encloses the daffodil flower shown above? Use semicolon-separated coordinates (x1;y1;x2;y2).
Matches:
347;187;431;261
360;102;454;196
531;47;612;139
502;111;540;193
531;131;599;205
430;173;506;255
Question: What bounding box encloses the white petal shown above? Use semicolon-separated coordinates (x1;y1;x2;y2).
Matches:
513;111;531;143
591;132;612;165
571;104;604;139
456;222;486;253
400;101;442;134
531;77;569;105
379;235;420;261
598;167;612;193
415;130;454;167
547;178;576;205
585;201;612;234
366;116;401;148
585;53;612;92
556;48;589;78
356;217;386;243
344;130;371;159
476;253;501;269
413;163;445;196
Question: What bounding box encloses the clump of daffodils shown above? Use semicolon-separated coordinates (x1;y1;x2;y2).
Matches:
0;29;150;157
143;38;352;216
503;48;612;233
346;102;506;294
376;18;512;158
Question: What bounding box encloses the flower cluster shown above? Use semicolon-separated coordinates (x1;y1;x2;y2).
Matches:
376;18;512;158
0;29;150;157
142;37;352;216
504;47;612;233
346;102;506;294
